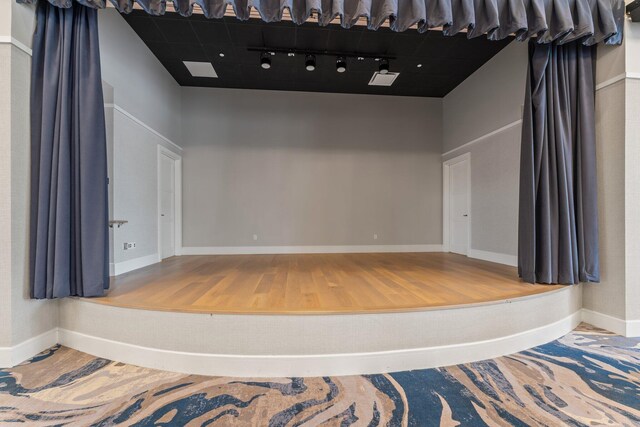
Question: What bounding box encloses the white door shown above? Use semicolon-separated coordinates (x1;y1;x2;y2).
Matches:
448;158;470;255
160;153;176;260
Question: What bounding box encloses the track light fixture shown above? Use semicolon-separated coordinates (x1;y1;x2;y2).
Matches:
260;52;272;69
249;47;395;74
305;54;316;71
260;52;271;70
379;58;390;74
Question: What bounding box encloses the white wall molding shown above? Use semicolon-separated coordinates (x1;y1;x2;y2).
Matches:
181;244;443;255
595;73;626;91
625;71;640;80
57;311;580;378
0;36;32;56
0;329;58;368
104;103;183;152
468;249;517;267
442;120;522;157
110;253;160;277
442;72;640;159
581;309;640;337
594;72;640;92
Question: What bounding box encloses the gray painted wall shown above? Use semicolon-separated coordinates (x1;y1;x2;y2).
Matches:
442;42;527;259
9;46;58;344
443;42;527;154
583;80;626;319
0;43;13;347
181;88;443;248
583;28;640;324
625;79;640;322
99;11;183;268
0;2;58;348
111;111;169;263
98;10;182;145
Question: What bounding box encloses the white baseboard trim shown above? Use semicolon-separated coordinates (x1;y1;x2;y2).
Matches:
57;311;579;377
468;248;518;267
0;329;58;368
181;244;443;255
110;253;160;277
581;309;640;337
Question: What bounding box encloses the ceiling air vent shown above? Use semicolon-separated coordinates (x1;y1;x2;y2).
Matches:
183;61;218;78
368;72;400;86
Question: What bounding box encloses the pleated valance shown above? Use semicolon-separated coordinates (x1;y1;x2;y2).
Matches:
20;0;624;45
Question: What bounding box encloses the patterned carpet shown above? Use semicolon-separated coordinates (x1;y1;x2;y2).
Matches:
0;324;638;426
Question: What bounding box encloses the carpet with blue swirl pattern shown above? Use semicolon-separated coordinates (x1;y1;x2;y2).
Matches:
0;323;638;426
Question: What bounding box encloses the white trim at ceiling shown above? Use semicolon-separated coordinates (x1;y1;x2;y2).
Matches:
104;103;183;152
0;36;32;56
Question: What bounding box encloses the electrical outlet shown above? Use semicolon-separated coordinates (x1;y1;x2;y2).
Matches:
373;233;378;240
253;234;258;241
123;242;136;250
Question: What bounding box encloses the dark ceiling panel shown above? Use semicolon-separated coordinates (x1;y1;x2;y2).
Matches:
121;11;513;98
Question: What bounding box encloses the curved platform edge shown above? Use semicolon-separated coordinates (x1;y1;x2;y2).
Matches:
58;311;581;377
57;285;583;377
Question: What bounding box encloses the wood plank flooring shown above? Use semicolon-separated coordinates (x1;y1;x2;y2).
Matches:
92;253;563;314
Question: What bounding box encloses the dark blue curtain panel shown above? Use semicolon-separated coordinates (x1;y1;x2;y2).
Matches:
20;0;625;45
30;1;109;298
519;41;599;285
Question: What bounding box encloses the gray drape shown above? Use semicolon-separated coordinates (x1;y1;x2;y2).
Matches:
30;1;109;298
20;0;625;45
518;40;599;285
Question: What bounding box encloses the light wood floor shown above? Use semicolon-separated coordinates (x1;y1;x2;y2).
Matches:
93;253;563;314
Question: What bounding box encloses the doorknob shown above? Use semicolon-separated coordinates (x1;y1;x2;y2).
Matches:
463;214;468;217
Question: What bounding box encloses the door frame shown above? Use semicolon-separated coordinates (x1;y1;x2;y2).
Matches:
157;145;182;259
442;152;471;254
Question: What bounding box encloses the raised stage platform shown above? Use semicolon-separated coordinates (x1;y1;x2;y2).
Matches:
95;253;562;314
56;253;581;377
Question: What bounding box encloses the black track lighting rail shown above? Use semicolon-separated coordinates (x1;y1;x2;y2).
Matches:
247;46;396;60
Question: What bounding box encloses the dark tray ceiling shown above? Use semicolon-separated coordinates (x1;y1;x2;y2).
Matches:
122;11;513;98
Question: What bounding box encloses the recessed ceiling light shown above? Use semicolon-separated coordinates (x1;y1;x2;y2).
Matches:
357;57;364;61
183;61;218;78
417;64;422;68
288;52;295;57
219;53;225;57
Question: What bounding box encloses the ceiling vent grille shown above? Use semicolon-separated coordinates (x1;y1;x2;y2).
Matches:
183;61;218;78
368;72;400;86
